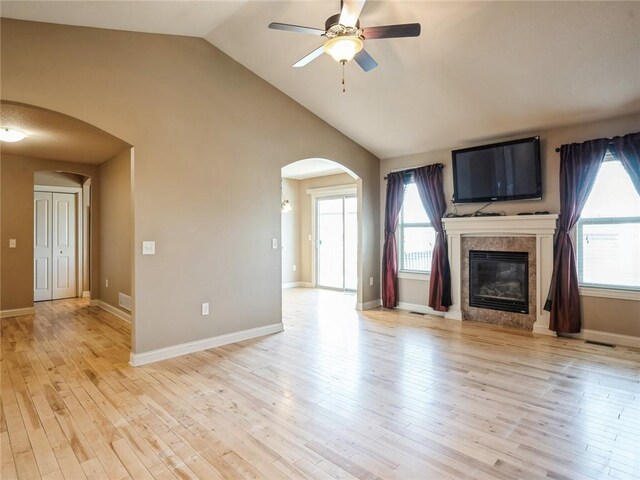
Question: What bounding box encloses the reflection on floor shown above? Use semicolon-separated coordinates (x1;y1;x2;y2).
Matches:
1;291;639;479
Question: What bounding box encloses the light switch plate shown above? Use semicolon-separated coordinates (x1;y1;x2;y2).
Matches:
142;241;156;255
9;239;16;248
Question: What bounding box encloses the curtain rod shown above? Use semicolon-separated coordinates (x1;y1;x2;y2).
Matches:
555;138;614;153
384;163;444;180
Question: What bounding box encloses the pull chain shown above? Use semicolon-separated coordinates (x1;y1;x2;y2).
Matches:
341;60;346;93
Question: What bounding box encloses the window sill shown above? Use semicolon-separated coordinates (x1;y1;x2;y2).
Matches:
579;286;640;301
398;271;430;282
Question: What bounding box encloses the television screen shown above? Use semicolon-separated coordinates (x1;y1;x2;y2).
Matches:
452;136;541;204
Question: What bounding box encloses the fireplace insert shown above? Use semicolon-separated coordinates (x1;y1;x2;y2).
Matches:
469;250;528;314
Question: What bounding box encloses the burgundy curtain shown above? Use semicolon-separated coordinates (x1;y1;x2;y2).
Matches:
545;138;610;333
414;164;452;312
611;132;640;194
382;172;405;308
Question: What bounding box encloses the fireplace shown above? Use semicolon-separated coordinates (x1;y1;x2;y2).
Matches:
469;250;529;314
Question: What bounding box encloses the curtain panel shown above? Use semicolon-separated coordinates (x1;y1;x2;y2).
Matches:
611;132;640;194
414;164;452;311
545;138;610;333
382;172;405;308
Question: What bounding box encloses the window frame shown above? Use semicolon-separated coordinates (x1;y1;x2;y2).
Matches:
397;182;435;276
575;155;640;297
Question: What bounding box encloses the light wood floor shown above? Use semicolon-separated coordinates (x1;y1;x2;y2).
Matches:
2;289;639;480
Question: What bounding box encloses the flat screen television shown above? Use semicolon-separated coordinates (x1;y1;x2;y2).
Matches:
451;136;542;204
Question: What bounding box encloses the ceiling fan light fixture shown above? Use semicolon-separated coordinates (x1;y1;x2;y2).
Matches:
0;127;27;143
323;35;363;63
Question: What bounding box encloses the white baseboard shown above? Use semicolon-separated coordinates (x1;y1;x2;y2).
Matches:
533;326;638;347
579;329;640;349
1;307;36;318
82;291;91;298
356;299;381;310
397;302;446;317
129;322;284;367
91;299;131;323
282;282;313;289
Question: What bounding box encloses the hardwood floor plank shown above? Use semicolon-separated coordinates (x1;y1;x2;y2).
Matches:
2;291;639;480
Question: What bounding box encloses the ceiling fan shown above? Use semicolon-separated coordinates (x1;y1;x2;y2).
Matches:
268;0;421;75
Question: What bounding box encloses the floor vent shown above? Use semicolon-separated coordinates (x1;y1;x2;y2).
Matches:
118;292;132;311
409;311;425;316
585;340;615;348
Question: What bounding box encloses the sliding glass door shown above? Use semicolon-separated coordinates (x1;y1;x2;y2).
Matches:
316;195;357;291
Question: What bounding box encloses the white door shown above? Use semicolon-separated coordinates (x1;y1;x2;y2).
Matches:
34;192;52;301
317;197;344;289
316;195;358;291
34;192;77;301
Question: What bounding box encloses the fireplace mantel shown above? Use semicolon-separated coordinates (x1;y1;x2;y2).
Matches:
442;214;558;334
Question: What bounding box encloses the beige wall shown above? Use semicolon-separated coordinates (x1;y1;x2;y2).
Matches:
298;173;357;285
281;178;300;285
99;148;132;313
380;113;640;337
0;154;100;310
580;296;640;338
1;19;381;353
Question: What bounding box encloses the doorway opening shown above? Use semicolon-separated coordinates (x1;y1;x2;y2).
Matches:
316;194;357;291
33;173;90;301
280;158;362;310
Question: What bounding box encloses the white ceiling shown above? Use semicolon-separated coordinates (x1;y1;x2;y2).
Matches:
2;1;639;159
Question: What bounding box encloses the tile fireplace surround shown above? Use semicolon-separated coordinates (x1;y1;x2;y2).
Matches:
442;214;558;334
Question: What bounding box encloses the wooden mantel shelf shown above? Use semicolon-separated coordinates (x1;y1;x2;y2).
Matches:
442;214;559;236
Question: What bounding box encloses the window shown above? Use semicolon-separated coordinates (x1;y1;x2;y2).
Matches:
399;182;436;273
577;154;640;291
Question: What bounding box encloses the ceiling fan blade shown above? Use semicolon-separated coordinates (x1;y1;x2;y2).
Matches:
268;22;325;36
354;49;377;72
363;23;421;40
293;46;325;68
339;0;367;28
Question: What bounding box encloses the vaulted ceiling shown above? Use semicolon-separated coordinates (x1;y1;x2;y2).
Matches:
2;1;639;159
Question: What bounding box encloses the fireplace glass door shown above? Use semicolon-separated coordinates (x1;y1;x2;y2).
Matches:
469;250;529;314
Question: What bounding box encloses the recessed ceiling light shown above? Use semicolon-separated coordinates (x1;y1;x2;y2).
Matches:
0;128;27;142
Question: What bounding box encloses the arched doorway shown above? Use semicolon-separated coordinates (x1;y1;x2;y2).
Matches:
0;100;134;357
280;158;365;309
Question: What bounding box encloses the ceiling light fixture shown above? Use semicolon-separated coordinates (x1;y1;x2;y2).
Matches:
0;127;27;142
323;35;363;64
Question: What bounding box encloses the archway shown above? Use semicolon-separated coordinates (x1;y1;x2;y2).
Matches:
280;158;367;309
0;100;134;358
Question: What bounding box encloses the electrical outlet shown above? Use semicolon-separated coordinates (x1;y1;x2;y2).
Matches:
272;238;278;249
369;277;374;286
201;303;210;316
308;234;312;241
105;278;109;288
142;241;156;255
9;239;16;248
293;265;296;272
